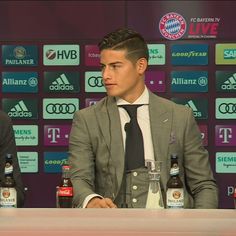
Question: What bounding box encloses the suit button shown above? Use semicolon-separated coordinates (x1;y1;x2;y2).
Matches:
133;172;138;177
132;185;138;190
132;198;137;203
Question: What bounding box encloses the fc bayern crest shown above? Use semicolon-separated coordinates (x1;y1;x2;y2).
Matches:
159;12;186;40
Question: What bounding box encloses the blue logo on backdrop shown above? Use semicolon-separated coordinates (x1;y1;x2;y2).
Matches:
1;72;38;93
171;44;208;65
44;152;69;173
2;45;38;66
171;71;208;92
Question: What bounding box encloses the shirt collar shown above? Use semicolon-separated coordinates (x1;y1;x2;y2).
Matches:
116;86;149;106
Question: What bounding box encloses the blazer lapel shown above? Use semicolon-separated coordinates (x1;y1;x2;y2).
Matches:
95;97;125;194
149;92;173;163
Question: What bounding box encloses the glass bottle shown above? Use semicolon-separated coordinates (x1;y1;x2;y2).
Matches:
58;165;73;208
166;154;184;209
145;160;164;209
0;154;17;208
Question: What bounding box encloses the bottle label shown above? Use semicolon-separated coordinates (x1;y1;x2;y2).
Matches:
0;187;17;208
170;166;179;176
166;188;184;208
5;165;13;175
58;187;73;197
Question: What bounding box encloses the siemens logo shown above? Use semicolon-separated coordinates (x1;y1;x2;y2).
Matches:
13;125;38;146
216;152;236;173
14;130;32;135
217;156;236;162
224;49;236;59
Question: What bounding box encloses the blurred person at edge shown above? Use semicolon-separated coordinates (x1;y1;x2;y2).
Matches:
0;110;25;207
68;28;218;208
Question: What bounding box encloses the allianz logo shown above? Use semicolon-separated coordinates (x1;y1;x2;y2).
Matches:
8;100;32;118
221;73;236;90
49;74;74;91
172;76;207;86
2;77;38;87
185;100;202;117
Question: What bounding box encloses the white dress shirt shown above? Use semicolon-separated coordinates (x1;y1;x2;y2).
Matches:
116;86;155;163
83;86;154;207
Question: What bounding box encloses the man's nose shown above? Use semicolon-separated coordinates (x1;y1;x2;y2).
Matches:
102;67;111;80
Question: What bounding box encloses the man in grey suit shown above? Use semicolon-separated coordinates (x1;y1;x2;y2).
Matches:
68;28;218;208
0;110;25;207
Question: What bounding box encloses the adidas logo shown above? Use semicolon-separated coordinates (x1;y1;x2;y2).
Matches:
221;73;236;90
8;100;32;118
185;100;202;117
49;74;74;91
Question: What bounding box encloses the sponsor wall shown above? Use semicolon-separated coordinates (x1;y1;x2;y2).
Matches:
0;1;235;208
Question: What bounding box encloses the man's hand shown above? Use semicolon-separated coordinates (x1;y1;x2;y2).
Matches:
86;197;117;208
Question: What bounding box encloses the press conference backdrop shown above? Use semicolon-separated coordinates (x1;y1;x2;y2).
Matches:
0;1;235;208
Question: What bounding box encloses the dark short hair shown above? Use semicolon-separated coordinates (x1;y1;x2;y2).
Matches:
98;28;149;63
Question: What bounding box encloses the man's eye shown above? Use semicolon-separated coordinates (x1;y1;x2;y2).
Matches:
111;64;119;69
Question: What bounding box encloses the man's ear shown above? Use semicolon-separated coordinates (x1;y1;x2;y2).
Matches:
137;58;148;74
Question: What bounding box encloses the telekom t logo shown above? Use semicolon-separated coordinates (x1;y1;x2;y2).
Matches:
48;128;61;143
218;128;232;143
215;125;236;146
44;125;71;146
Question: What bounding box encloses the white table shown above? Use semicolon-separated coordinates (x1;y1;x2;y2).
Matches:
0;208;235;235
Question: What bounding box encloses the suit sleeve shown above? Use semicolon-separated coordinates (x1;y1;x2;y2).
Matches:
183;108;219;208
68;111;96;207
0;112;25;207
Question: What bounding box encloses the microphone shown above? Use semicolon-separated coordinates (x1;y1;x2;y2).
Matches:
124;122;130;132
120;122;130;208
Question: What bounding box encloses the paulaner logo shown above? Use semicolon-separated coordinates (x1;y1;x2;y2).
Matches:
2;45;38;66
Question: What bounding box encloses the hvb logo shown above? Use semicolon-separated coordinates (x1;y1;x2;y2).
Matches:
43;45;80;66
